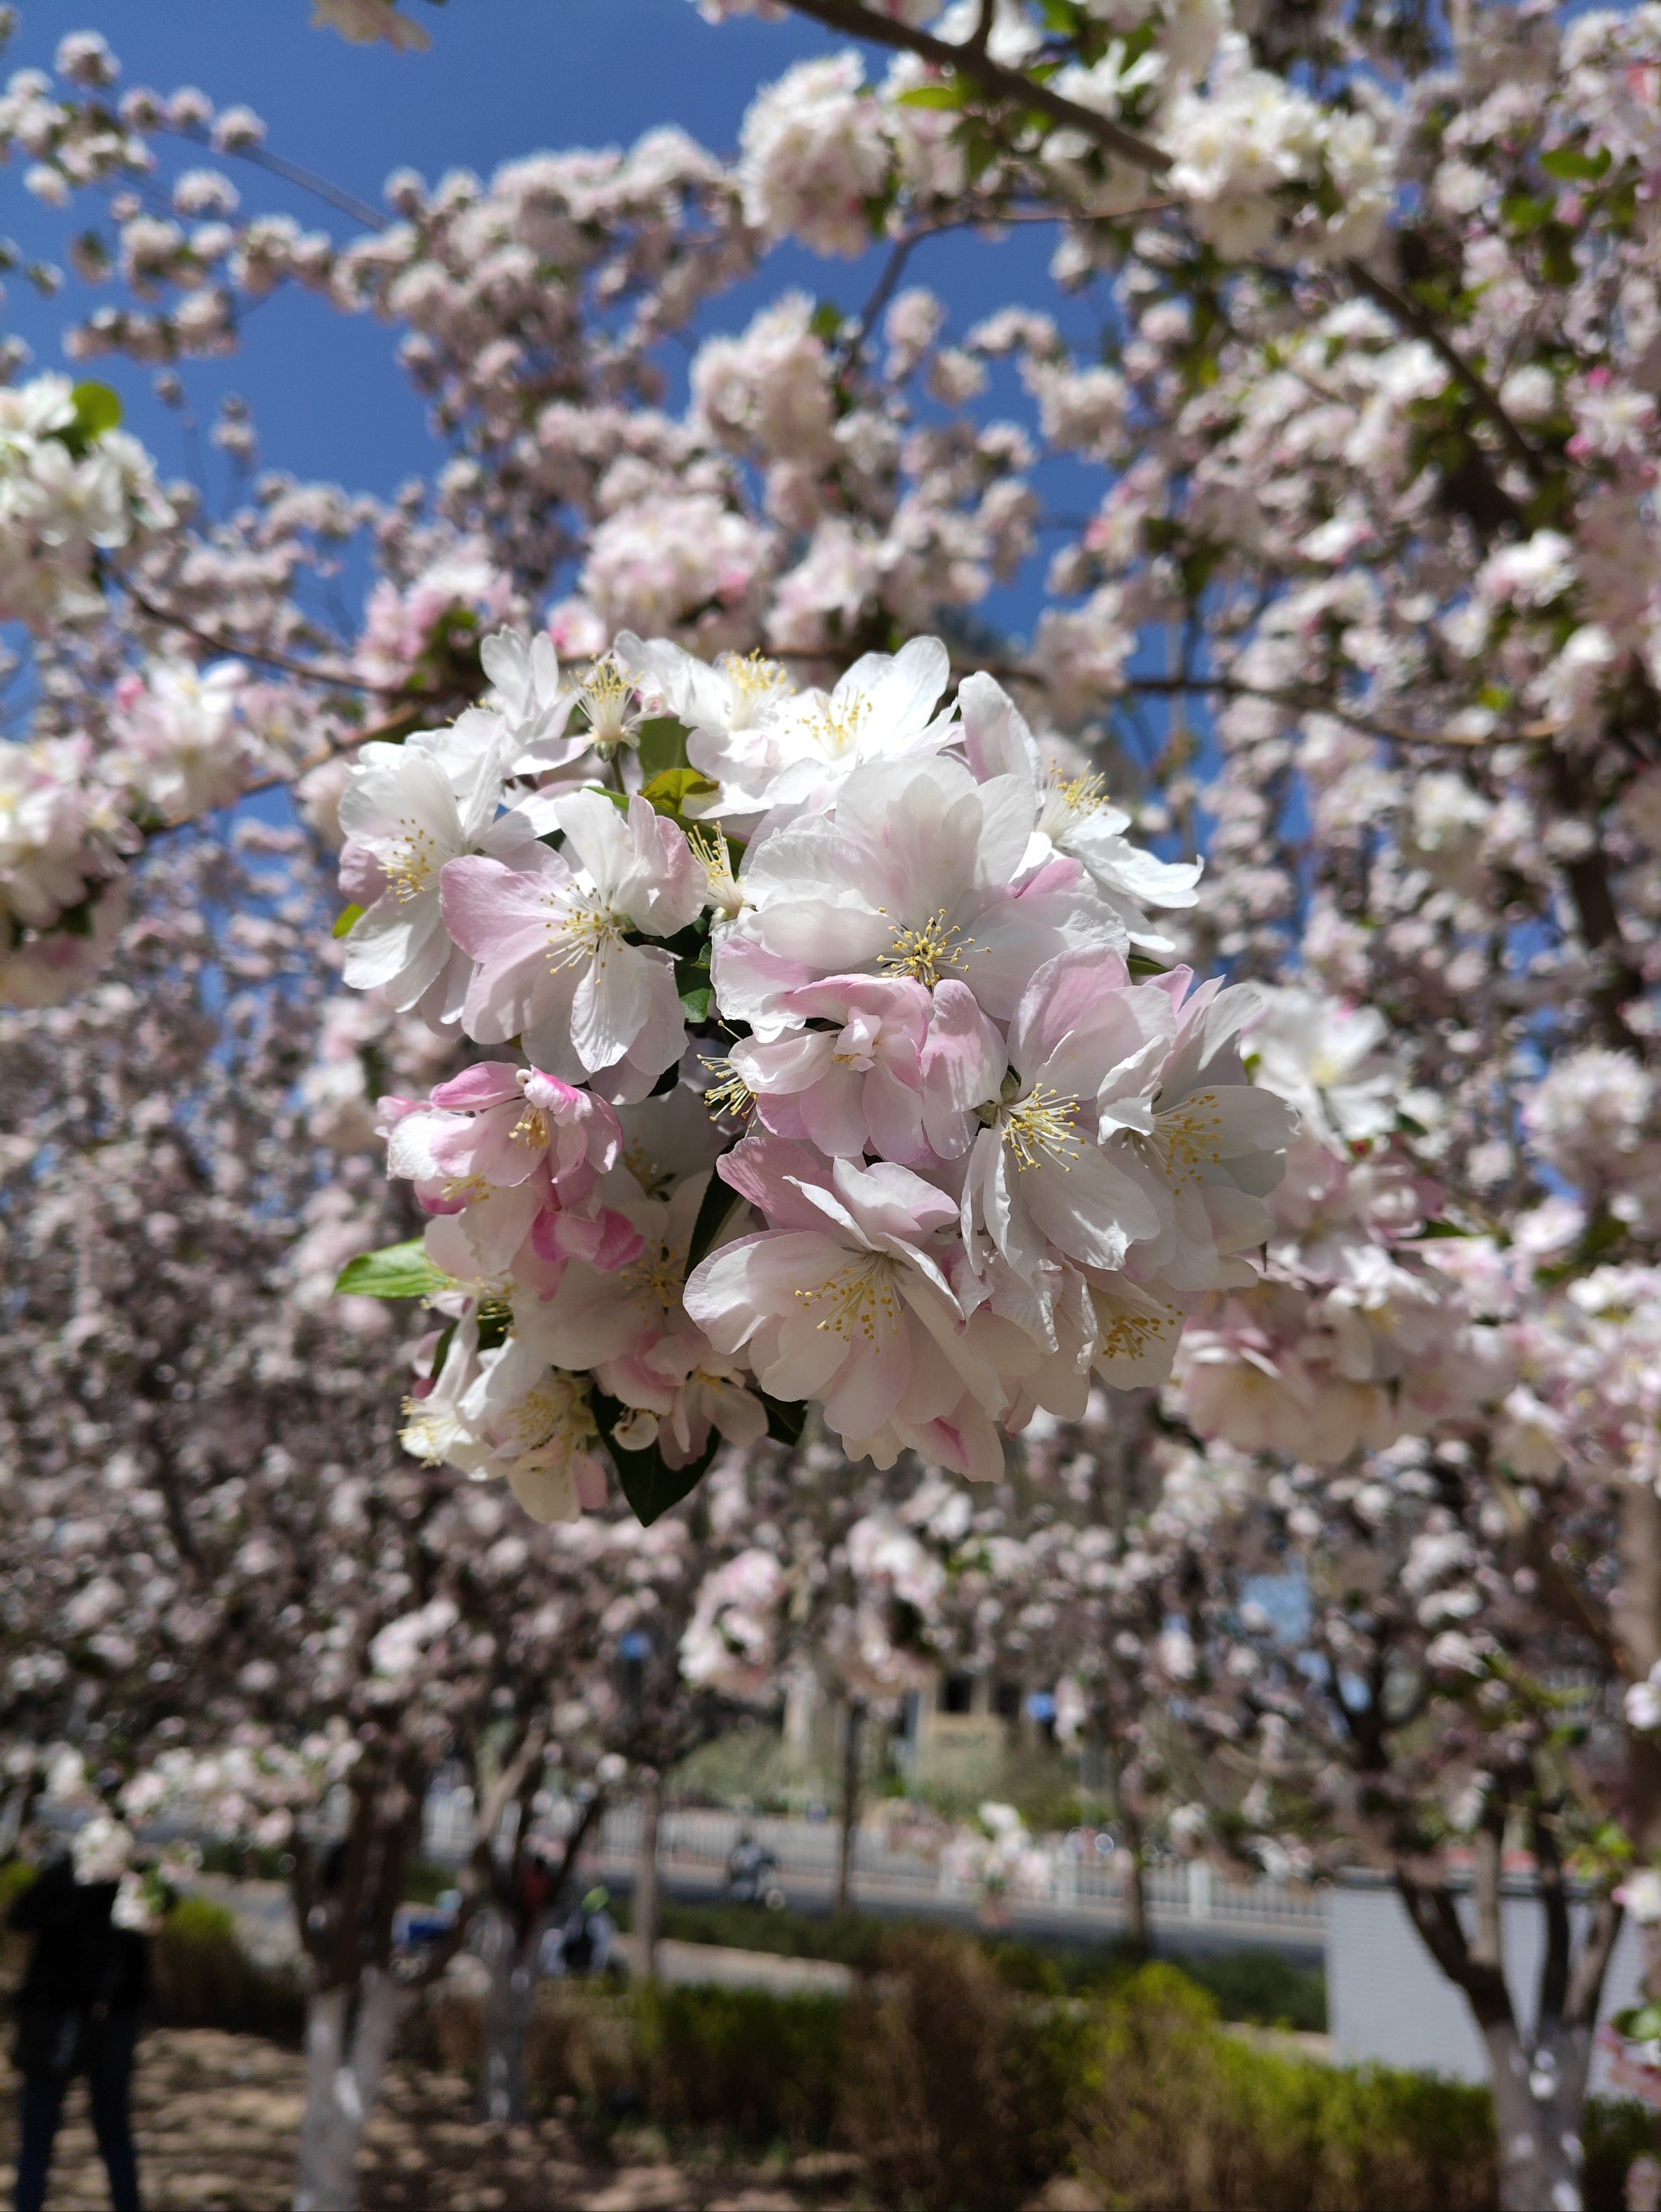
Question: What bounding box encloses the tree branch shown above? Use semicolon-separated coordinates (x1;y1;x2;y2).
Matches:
778;7;1550;525
118;578;414;698
1341;258;1550;489
836;230;921;371
780;0;1170;174
1568;1889;1624;2032
1396;1867;1516;2031
1479;1451;1623;1670
1533;1805;1572;2029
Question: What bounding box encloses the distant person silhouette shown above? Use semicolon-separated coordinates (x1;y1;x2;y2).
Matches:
10;1847;148;2212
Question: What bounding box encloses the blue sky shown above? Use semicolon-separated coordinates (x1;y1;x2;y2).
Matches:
5;2;822;499
4;2;1088;542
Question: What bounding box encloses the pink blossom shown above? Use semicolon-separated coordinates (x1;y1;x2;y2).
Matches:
728;973;933;1161
686;1151;1005;1477
440;791;702;1098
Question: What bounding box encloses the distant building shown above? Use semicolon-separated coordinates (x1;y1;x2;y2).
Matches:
783;1668;1058;1799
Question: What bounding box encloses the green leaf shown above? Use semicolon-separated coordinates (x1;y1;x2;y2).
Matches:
429;1319;457;1382
642;767;719;827
1542;145;1611;183
1127;954;1170;978
676;963;713;1022
1540;226;1577;288
685;1160;744;1276
1500;190;1553;235
1416;1220;1474;1240
896;81;967;110
643;767;714;804
636;716;690;780
810;301;845;344
592;1391;719;1526
334;1237;440;1300
760;1393;807;1449
332;902;366;939
71;379;122;442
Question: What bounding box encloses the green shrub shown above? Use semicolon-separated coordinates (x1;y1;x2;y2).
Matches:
837;1928;1068;2212
480;1974;843;2145
636;1981;844;2146
1170;1945;1327;2032
1069;1963;1493;2212
0;1858;39;1919
405;1930;1653;2211
195;1838;290;1883
525;1984;638;2111
1585;2097;1661;2212
151;1897;307;2046
626;1894;1328;2034
643;1896;888;1968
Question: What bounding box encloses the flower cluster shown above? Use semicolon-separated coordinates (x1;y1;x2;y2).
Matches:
340;625;1295;1514
1171;988;1496;1464
0;371;173;632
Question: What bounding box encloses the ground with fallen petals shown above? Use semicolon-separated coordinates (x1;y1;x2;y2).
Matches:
0;2028;868;2212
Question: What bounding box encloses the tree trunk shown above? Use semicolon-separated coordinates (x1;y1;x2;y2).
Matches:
293;1970;409;2212
478;1904;539;2125
1118;1817;1150;1960
1617;1486;1661;1857
473;1787;608;2122
1483;2015;1592;2212
635;1770;663;1979
1395;1850;1620;2212
835;1700;864;1918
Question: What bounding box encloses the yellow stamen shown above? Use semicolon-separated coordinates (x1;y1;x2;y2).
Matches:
546;885;622;970
809;694;871;757
702;1056;755;1120
506;1371;599;1464
722;647;790;703
879;909;972;988
688;825;744;915
579;658;636;744
400;1397;456;1465
384;821;440;902
1000;1085;1082;1172
626;1240;686;1312
795;1254;902;1344
1096;1301;1179;1363
1152;1090;1226;1187
511;1104;550;1151
1049;766;1109;819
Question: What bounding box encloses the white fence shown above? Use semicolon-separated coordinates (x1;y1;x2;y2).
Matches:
423;1790;1326;1944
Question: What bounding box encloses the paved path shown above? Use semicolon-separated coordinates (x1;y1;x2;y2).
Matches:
616;1936;852;1996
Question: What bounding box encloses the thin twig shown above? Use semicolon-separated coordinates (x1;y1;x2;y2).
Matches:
174;126;388;235
119;577;414;697
836;233;921;369
1342;259;1549;487
1122;671;1430;749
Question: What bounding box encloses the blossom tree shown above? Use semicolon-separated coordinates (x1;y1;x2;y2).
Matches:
11;2;1661;2204
0;830;612;2209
